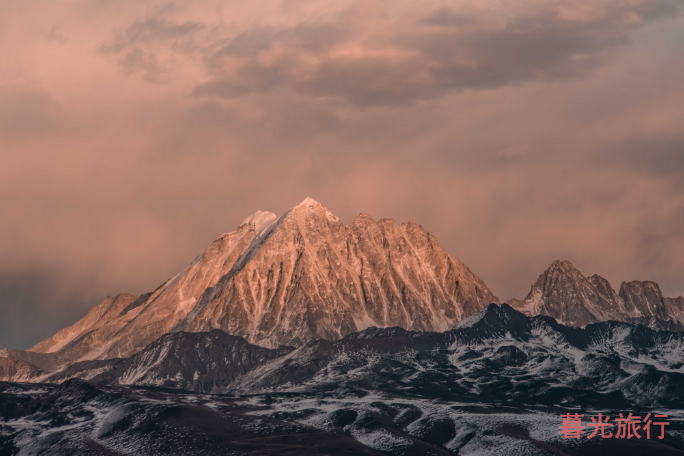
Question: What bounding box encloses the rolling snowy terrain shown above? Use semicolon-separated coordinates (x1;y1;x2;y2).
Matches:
3;305;684;455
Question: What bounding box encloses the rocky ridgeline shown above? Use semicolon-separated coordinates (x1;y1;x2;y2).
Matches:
1;199;683;387
508;260;684;328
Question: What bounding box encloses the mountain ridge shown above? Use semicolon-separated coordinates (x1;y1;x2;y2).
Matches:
7;198;498;367
507;259;684;329
69;302;684;410
3;200;683;383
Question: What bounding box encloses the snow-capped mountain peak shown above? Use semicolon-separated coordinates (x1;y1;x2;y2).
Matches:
22;199;498;364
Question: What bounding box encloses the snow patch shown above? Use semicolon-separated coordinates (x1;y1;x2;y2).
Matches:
240;210;278;235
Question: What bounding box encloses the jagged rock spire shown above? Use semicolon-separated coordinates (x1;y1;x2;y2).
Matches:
508;260;684;327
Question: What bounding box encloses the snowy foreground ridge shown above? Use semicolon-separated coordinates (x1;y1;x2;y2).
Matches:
2;304;684;455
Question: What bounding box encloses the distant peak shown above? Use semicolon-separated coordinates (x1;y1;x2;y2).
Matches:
546;260;582;274
550;259;573;267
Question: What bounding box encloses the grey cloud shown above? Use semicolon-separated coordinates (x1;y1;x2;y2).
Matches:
294;58;438;107
423;7;475;27
604;133;684;178
191;0;682;106
120;47;169;83
99;14;206;83
214;24;347;58
215;28;277;57
193;64;283;98
47;25;66;44
633;0;682;20
213;24;345;58
101;17;205;54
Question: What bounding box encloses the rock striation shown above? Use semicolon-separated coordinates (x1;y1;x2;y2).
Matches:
16;198;498;364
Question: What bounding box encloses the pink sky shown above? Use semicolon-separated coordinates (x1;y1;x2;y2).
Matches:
1;0;683;348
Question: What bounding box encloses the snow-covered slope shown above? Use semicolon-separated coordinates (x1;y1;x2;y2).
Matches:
14;303;681;411
18;198;498;365
223;304;684;408
61;303;684;410
4;306;684;455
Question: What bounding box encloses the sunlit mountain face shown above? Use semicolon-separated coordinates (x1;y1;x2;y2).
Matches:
2;0;684;454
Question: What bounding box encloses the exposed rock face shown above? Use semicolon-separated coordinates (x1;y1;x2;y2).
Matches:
179;198;498;348
21;198;498;363
506;260;636;326
508;260;684;327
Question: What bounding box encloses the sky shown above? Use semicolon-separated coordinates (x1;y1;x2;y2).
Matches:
1;0;683;349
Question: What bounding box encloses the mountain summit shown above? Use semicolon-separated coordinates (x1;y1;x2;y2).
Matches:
25;198;499;362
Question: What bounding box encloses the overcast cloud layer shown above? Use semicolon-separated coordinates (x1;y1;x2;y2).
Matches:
1;0;683;349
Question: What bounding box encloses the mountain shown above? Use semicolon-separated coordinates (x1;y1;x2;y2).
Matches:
508;260;684;328
14;198;498;366
5;201;684;455
0;380;382;456
620;280;684;324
